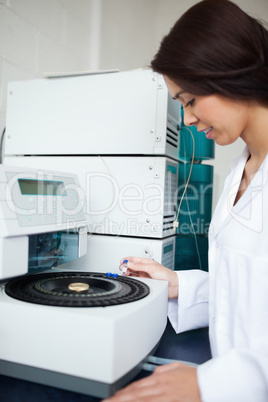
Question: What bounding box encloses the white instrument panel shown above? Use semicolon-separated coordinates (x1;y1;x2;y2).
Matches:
0;165;86;237
5;69;180;159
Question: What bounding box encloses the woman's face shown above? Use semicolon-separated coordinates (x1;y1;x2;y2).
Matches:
164;75;250;146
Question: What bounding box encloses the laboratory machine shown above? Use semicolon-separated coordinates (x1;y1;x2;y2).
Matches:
4;155;178;238
4;68;179;271
0;165;168;398
63;234;176;273
5;69;180;160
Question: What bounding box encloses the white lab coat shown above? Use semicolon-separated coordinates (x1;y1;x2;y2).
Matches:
168;146;268;401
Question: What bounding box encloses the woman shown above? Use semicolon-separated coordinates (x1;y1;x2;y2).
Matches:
104;0;268;400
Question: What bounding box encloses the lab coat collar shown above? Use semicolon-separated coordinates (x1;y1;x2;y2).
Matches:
229;145;250;171
210;146;268;238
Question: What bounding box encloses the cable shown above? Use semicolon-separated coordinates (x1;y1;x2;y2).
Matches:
175;126;202;269
0;127;6;164
173;126;195;232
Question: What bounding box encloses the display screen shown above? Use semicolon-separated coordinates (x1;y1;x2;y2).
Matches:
18;178;67;196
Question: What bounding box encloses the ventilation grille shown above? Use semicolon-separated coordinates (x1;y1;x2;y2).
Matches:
163;216;175;232
166;127;179;149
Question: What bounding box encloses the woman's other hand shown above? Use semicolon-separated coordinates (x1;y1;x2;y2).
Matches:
102;362;201;402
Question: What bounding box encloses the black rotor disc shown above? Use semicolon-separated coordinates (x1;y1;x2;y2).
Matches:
5;272;150;307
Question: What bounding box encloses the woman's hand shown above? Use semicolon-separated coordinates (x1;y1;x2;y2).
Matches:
119;256;178;299
102;362;201;402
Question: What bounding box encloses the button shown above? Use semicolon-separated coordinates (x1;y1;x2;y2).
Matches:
112;273;118;278
106;272;112;277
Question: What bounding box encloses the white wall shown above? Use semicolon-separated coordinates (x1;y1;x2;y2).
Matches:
99;0;201;72
0;0;98;139
99;0;154;70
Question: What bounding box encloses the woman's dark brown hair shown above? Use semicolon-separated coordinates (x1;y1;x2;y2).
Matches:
151;0;268;105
